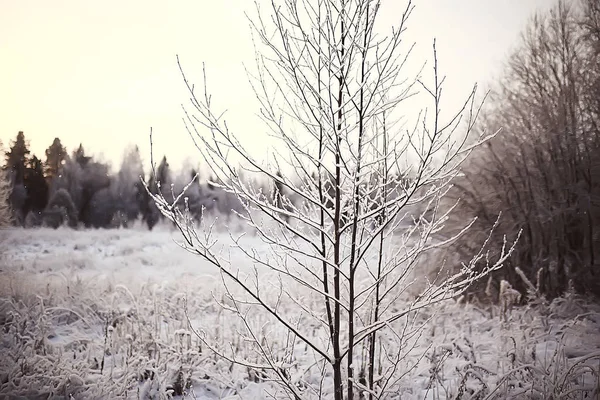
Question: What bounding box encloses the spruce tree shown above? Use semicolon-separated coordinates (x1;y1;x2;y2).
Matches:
44;137;66;182
24;155;49;213
74;144;91;167
5;131;30;183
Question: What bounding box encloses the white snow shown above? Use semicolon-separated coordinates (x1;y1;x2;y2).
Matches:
1;225;599;399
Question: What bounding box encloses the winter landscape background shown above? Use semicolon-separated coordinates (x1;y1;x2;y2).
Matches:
1;225;600;398
2;0;600;399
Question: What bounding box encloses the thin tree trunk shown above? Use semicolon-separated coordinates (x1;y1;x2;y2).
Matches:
347;3;371;398
369;112;388;400
333;3;346;398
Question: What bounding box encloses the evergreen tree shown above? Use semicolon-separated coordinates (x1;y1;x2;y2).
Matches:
4;132;31;224
44;137;66;182
23;155;49;214
136;171;150;226
142;155;170;229
74;143;91;167
142;169;160;230
4;131;30;184
113;145;145;225
142;165;156;230
156;156;171;196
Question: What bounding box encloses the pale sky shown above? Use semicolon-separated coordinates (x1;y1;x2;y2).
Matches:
0;0;554;172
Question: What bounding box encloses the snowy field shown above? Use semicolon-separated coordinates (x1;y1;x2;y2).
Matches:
1;225;599;399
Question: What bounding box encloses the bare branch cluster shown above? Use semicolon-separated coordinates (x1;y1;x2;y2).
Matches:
446;0;600;300
149;0;516;398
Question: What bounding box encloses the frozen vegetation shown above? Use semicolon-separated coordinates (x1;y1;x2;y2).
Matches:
2;0;600;398
1;224;599;399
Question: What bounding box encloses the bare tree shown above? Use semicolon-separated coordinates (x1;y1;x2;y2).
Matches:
151;0;515;398
0;140;12;227
0;169;11;228
448;0;600;299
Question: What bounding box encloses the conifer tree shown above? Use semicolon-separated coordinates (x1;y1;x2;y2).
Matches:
44;137;66;182
4;131;30;183
24;155;49;213
74;144;91;167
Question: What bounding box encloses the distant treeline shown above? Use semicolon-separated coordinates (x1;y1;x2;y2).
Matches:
0;133;246;229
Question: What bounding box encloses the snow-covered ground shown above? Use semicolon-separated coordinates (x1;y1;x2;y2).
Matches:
1;225;599;399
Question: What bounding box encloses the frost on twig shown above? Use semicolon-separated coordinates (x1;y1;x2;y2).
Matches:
148;0;517;398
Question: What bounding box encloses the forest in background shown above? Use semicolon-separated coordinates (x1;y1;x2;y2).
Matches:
442;0;600;301
0;133;247;230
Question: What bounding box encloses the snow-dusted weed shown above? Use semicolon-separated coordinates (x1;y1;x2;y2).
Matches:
419;296;600;400
0;247;271;399
1;229;599;399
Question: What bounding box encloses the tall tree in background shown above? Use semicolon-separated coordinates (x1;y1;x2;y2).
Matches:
44;137;66;183
5;131;30;184
581;0;600;130
49;156;83;217
155;156;172;217
156;156;171;197
4;132;30;224
113;145;145;226
74;143;91;168
143;155;170;230
0;140;11;227
23;155;49;215
137;172;152;228
582;0;600;52
449;0;600;298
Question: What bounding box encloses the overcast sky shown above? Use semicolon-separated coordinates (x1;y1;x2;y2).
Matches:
0;0;554;172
